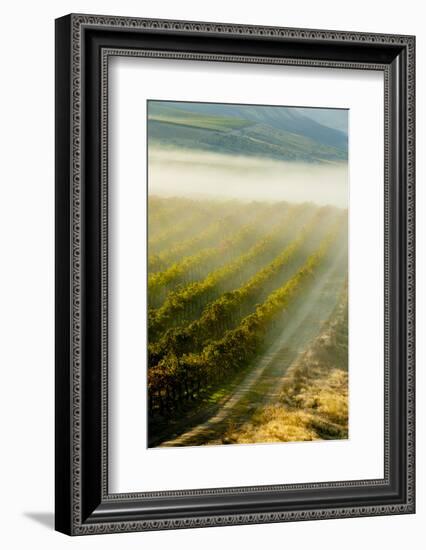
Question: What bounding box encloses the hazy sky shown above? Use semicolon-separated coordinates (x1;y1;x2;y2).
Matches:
294;107;348;134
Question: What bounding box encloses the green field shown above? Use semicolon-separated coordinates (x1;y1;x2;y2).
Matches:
147;101;348;163
147;196;348;447
148;107;253;132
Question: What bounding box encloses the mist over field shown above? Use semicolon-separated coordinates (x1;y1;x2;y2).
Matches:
148;147;348;208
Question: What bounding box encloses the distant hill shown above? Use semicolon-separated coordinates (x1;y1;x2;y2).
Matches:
295;107;348;134
148;101;348;164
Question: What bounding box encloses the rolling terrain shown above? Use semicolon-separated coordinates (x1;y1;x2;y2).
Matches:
148;101;348;163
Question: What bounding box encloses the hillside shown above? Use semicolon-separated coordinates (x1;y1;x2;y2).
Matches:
148;101;348;163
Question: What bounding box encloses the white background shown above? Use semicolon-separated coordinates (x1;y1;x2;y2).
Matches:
110;58;384;492
0;0;423;548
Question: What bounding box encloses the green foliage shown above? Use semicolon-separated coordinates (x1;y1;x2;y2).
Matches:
147;203;309;336
149;114;252;132
147;101;348;163
148;206;334;366
148;200;289;273
148;215;344;416
148;196;204;240
148;209;207;254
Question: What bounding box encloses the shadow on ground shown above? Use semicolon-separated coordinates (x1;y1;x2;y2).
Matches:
24;512;54;530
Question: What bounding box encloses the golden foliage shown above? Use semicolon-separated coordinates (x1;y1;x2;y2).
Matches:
224;289;349;444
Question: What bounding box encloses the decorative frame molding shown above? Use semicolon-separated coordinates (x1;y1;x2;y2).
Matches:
55;14;415;535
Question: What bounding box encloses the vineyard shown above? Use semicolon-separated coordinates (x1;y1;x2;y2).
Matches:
147;196;348;447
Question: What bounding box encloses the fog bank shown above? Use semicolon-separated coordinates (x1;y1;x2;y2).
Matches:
148;147;348;208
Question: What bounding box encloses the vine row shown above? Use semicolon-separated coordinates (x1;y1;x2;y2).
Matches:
148;203;310;336
148;207;336;365
148;217;344;415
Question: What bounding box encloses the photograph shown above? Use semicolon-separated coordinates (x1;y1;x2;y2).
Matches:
147;100;349;448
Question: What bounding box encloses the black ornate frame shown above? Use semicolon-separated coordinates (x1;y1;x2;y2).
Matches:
55;13;415;535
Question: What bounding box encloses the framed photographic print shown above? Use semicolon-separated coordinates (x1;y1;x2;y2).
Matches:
55;14;415;535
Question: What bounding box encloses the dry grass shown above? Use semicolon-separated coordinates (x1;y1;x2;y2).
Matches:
224;286;348;444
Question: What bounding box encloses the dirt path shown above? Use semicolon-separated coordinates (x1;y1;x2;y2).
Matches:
158;243;348;448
